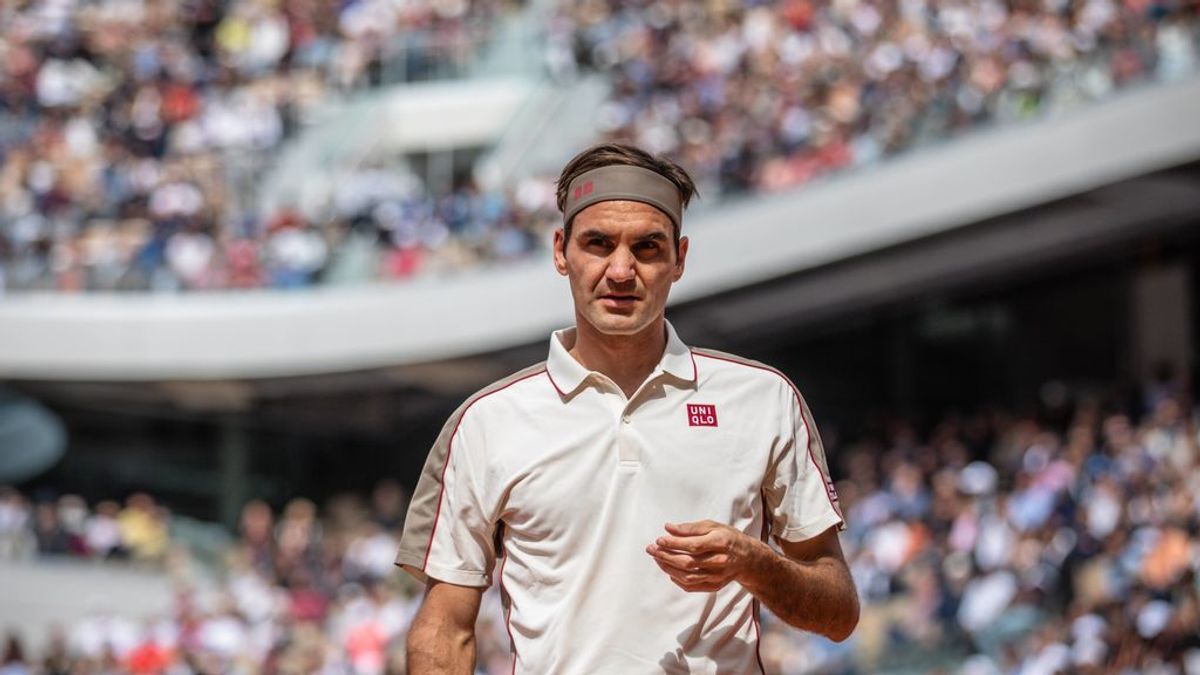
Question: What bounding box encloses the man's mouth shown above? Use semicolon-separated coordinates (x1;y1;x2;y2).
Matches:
600;294;640;306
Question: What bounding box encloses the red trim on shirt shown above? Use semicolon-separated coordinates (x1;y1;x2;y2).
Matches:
545;368;568;398
691;350;842;521
751;600;767;675
752;491;771;675
422;368;548;571
498;545;518;675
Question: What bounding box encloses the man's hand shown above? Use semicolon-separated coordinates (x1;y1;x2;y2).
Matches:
645;520;767;592
646;521;859;641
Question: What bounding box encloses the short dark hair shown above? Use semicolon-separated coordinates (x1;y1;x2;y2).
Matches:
555;143;698;248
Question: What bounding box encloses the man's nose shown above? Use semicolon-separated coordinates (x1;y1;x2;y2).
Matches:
606;248;636;284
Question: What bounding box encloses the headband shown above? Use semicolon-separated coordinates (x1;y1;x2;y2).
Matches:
563;165;684;230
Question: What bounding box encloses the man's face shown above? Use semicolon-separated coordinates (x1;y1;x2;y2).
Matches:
553;200;688;337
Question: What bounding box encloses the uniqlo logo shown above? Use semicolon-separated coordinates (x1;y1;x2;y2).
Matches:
573;181;594;201
687;404;718;427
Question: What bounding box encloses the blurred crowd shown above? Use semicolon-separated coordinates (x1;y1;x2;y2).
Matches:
2;0;1198;293
797;384;1200;674
0;481;430;675
2;381;1198;674
0;0;542;293
557;0;1199;196
0;490;169;564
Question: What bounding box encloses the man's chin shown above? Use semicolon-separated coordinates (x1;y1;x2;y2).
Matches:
583;312;651;336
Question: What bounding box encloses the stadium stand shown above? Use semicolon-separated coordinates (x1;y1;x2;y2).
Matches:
3;75;1198;381
558;0;1200;196
0;0;1195;292
0;0;538;293
1;384;1197;673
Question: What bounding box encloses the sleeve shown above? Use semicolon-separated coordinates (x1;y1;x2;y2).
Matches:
762;379;845;542
395;406;499;587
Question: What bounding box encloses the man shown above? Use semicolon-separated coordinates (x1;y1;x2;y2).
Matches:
396;143;859;674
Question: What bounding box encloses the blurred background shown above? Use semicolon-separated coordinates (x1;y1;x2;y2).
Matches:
0;0;1198;672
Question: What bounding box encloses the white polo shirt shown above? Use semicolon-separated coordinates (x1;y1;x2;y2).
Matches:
396;322;844;674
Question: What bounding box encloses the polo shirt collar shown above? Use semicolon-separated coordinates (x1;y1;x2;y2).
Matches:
546;320;697;398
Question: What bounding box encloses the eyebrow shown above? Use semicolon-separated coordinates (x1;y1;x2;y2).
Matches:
575;229;670;242
576;229;611;241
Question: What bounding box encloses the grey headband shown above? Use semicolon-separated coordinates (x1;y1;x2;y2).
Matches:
563;165;684;230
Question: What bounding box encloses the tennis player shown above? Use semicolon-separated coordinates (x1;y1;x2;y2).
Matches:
396;143;859;673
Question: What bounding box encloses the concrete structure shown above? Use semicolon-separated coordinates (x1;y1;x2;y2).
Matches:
3;76;1199;381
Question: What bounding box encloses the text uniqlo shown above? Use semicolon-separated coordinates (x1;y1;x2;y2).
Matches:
687;404;718;427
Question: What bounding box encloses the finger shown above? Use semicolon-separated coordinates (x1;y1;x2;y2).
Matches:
648;547;696;573
655;534;722;554
654;558;695;583
663;570;726;593
665;520;719;537
647;545;729;572
676;580;724;593
654;559;717;587
649;547;729;574
651;556;732;588
689;552;730;569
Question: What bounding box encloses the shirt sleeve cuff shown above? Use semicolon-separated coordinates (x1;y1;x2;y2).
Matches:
775;511;845;542
394;551;491;587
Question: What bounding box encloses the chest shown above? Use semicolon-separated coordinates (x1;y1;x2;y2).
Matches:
489;387;776;537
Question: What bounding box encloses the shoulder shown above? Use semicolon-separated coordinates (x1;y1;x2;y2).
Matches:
470;361;550;401
447;361;550;427
690;347;798;393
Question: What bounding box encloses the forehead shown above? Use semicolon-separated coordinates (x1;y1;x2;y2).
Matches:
571;199;674;236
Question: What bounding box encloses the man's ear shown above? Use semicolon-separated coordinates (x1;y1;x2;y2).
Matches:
553;228;568;276
673;235;689;282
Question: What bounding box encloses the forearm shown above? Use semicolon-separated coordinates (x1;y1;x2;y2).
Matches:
736;538;859;642
406;613;476;674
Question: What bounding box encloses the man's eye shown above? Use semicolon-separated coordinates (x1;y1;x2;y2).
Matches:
587;238;608;247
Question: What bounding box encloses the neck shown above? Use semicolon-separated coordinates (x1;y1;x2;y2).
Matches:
569;316;667;398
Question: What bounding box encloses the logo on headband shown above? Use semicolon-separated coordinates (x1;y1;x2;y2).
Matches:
573;182;594;201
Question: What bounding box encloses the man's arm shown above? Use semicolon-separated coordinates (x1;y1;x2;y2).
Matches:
646;521;859;642
406;580;485;674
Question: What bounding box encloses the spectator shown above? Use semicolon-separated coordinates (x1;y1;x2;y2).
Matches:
33;501;71;556
117;493;169;564
84;500;125;560
369;480;408;532
237;498;275;576
0;633;31;675
0;488;33;560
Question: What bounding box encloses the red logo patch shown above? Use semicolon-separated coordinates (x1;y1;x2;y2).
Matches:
687;404;718;427
573;181;594;201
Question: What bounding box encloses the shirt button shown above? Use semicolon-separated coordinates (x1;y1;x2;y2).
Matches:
622;415;631;424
